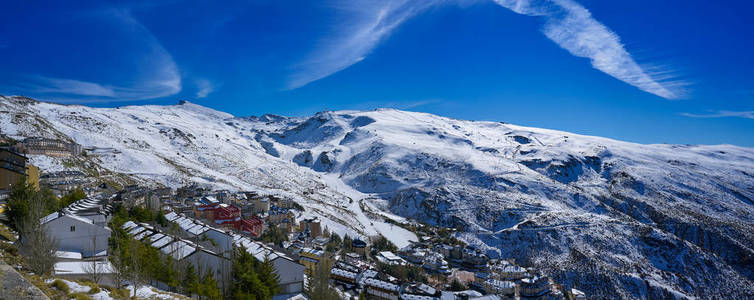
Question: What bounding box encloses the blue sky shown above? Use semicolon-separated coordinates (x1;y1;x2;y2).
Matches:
2;0;753;146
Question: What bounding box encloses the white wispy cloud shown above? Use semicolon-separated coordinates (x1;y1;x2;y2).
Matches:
290;0;685;100
681;111;754;119
195;79;215;98
19;76;117;97
493;0;685;99
14;9;181;102
286;0;445;90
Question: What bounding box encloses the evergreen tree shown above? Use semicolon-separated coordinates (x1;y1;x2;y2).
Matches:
181;264;198;296
231;247;269;300
259;255;280;296
306;257;340;300
200;271;222;300
342;234;352;252
58;188;86;209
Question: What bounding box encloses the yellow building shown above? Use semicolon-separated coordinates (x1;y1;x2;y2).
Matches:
298;248;325;274
26;164;39;191
1;149;27;191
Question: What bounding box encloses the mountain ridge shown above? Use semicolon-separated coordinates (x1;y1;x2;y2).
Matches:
2;95;753;299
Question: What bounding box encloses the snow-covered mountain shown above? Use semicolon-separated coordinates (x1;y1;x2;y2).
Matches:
2;96;753;299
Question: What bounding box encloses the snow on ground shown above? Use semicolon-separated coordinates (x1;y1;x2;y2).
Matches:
45;278;118;300
127;285;187;299
6;96;754;299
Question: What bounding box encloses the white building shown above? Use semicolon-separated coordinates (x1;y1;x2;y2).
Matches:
42;211;111;257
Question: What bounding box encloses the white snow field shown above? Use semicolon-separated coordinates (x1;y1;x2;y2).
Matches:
3;96;754;299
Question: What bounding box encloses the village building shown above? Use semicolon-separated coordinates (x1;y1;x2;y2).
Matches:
478;278;515;296
377;251;406;265
422;252;450;274
277;197;295;209
299;217;322;237
39;171;88;192
237;216;265;237
298;247;325;273
15;137;81;157
364;278;400;300
519;276;552;297
212;203;241;227
0;148;38;191
312;235;330;249
268;206;295;225
352;238;367;255
115;185;149;207
497;265;528;280
42;210;111;257
330;267;358;288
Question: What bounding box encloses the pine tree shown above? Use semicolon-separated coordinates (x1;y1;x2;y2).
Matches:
259;255;280;296
182;264;198;296
201;271;222;300
232;247;270;300
306;257;341;300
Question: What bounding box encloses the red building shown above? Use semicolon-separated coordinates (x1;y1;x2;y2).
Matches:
194;203;220;219
214;204;241;226
237;216;265;237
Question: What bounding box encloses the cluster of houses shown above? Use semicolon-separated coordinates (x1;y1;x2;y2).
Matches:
122;212;307;294
24;175;589;300
324;233;586;300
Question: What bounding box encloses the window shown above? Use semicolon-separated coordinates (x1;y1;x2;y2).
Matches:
70;226;75;232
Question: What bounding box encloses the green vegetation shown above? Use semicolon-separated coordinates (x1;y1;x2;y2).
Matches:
7;180;59;275
370;235;397;257
448;278;467;291
231;247;280;300
51;279;70;294
6;179;58;231
326;233;342;252
58;188;86;210
306;257;340;300
260;224;288;245
71;292;94;300
291;201;305;211
342;234;353;252
377;262;428;284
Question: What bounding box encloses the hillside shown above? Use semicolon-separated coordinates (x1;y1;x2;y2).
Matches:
2;96;753;299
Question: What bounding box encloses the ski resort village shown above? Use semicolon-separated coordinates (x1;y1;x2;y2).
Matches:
1;96;753;300
0;97;594;300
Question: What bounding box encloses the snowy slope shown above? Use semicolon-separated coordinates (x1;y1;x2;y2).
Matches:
2;96;753;299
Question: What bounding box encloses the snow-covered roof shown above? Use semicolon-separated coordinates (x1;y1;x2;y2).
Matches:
363;278;399;292
187;224;209;236
41;211;95;225
164;212;180;221
122;221;138;230
55;251;82;260
134;229;154;240
161;240;196;260
485;279;515;289
378;251;402;261
400;294;436;300
151;235;174;249
128;226;146;236
331;268;357;280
